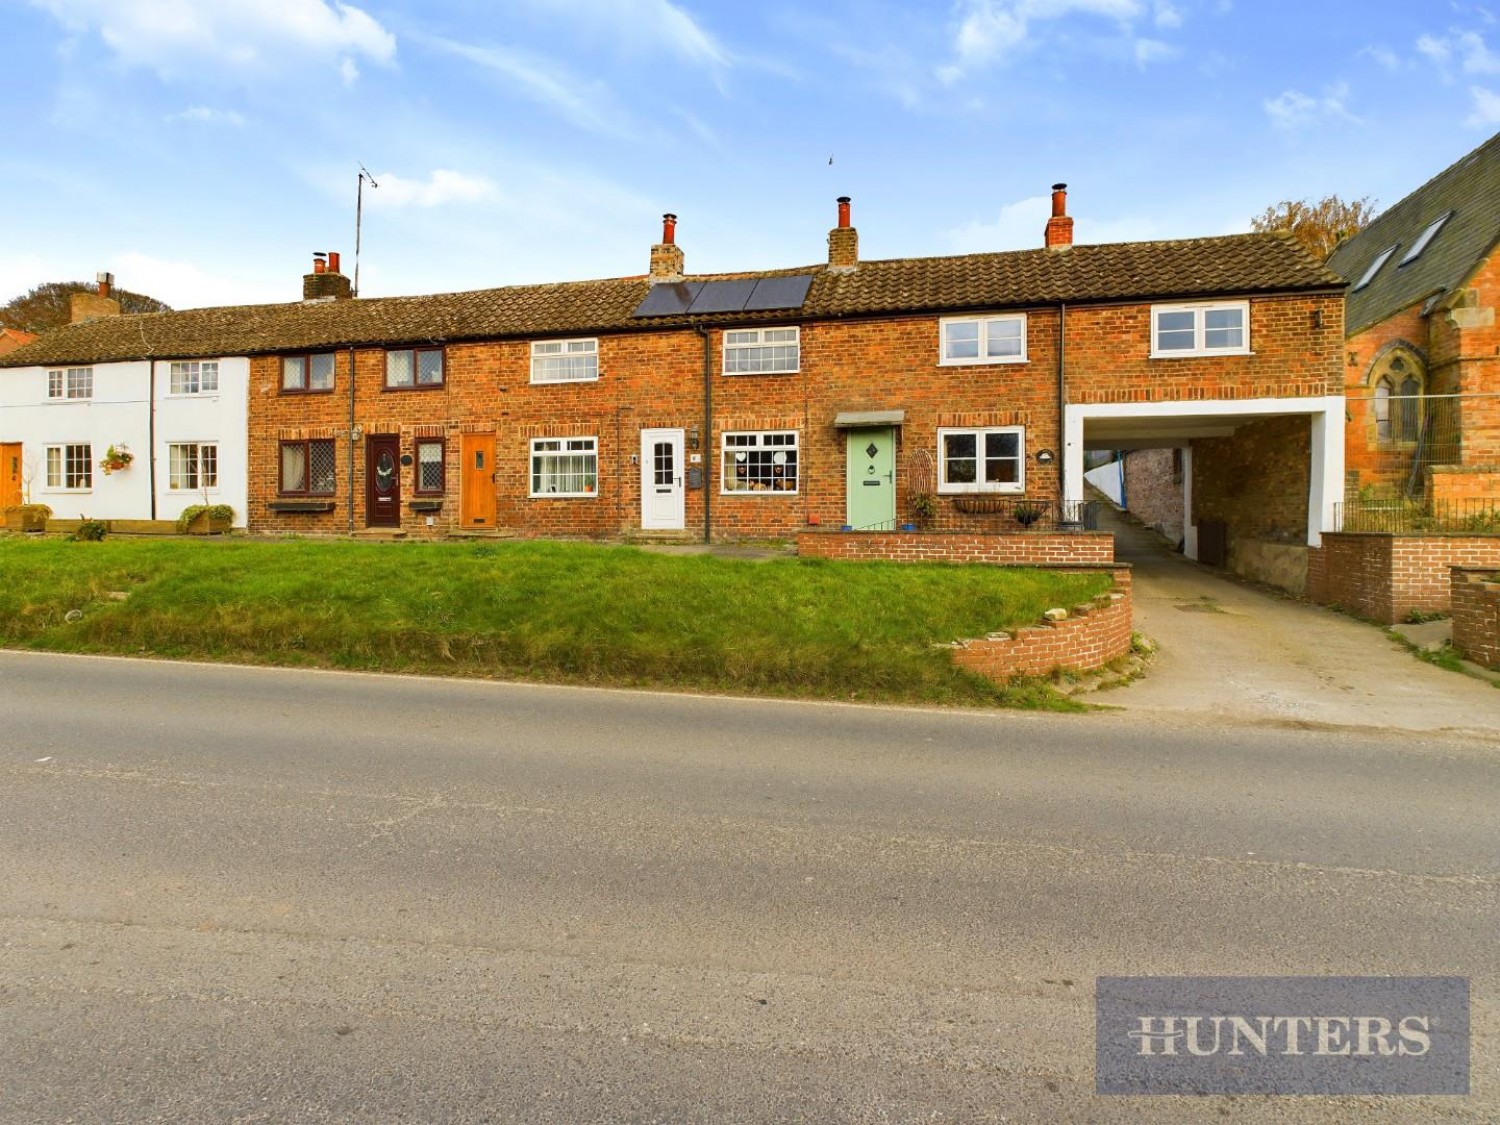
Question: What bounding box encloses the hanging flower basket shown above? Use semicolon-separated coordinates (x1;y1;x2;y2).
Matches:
100;444;134;475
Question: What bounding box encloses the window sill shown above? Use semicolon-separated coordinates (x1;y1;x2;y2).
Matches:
938;356;1028;367
528;493;597;500
938;487;1025;498
530;377;601;386
165;393;220;400
280;387;336;395
44;399;91;405
268;499;337;512
42;488;92;495
720;489;799;496
1149;349;1254;360
722;370;800;377
382;384;446;392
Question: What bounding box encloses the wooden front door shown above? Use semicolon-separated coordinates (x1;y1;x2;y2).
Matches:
366;434;401;528
0;443;20;510
845;427;896;530
640;428;685;530
460;432;496;528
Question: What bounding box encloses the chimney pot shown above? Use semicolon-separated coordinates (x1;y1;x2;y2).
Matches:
662;213;677;245
96;271;114;298
650;214;685;281
304;252;353;300
313;252;327;275
1044;183;1074;249
328;251;341;274
837;196;851;229
827;197;858;270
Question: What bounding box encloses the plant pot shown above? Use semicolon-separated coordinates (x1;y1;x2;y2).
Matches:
185;512;231;535
4;508;49;532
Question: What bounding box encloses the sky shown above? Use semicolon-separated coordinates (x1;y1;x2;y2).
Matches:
2;0;1497;311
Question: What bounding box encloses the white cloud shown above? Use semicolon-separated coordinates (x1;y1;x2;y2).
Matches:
367;169;499;209
518;0;728;67
1134;37;1176;65
1358;45;1401;72
27;0;394;82
1154;1;1183;29
1468;84;1500;125
109;251;287;309
1264;82;1358;129
427;35;629;136
1418;29;1500;77
166;105;246;126
940;0;1151;82
945;194;1050;252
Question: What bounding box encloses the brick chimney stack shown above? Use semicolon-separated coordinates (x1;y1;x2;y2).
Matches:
303;251;353;300
1044;183;1074;249
827;196;858;271
69;271;122;323
649;213;685;282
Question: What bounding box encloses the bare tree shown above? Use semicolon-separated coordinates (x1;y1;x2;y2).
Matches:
1251;195;1380;261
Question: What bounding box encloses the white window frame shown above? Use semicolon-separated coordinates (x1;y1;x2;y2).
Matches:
45;443;93;491
168;442;219;491
1149;301;1251;359
529;436;598;498
47;367;93;400
720;431;799;495
723;326;800;375
938;314;1028;366
168;360;219;396
530;338;599;384
936;427;1025;494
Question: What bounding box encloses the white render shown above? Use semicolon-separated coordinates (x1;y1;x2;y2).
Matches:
0;357;249;527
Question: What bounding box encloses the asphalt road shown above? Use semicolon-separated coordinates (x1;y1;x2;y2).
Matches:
0;651;1495;1123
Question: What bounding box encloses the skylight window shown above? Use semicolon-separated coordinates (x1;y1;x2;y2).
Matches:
1399;212;1452;266
1353;245;1397;291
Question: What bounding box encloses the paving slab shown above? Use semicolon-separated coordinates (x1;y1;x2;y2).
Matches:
1094;503;1500;738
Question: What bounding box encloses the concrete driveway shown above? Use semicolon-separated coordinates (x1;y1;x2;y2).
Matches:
1096;505;1500;738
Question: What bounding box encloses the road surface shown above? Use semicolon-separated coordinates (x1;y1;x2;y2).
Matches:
0;651;1495;1122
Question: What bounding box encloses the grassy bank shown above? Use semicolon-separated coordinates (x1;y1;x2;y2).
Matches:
0;536;1113;709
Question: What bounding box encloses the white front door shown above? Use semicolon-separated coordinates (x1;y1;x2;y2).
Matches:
640;428;686;530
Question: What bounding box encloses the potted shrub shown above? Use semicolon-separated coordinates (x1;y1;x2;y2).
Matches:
176;503;234;535
3;503;51;532
99;444;134;476
910;491;937;529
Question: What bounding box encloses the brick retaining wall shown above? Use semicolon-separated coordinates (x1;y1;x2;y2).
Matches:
796;530;1114;565
1451;567;1500;670
1306;533;1500;624
949;568;1133;680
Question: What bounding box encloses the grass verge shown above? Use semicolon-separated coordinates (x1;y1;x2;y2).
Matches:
0;536;1114;710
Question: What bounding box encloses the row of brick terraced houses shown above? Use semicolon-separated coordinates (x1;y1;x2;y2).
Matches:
0;188;1348;564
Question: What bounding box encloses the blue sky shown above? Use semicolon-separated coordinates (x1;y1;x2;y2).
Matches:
2;0;1496;310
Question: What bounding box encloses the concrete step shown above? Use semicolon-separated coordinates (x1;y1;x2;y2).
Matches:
350;529;408;541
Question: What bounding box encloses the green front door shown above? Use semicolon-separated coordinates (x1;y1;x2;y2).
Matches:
845;427;896;529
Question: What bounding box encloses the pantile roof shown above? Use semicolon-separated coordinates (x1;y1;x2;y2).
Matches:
1;230;1341;369
1326;131;1500;336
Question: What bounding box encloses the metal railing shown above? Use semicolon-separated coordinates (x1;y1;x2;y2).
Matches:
1347;392;1500;498
1334;497;1500;534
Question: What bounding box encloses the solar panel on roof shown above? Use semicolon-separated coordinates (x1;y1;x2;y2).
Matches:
632;282;703;318
743;274;814;312
687;279;758;314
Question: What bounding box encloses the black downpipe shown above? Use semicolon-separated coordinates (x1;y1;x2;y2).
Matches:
348;345;357;532
148;359;157;520
697;323;712;544
1057;302;1067;516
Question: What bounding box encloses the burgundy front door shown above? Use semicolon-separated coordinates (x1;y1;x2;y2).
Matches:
366;435;401;528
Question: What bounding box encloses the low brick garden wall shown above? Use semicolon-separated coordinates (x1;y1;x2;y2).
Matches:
1451;567;1500;670
796;531;1130;680
948;568;1133;680
1306;533;1500;624
796;530;1115;565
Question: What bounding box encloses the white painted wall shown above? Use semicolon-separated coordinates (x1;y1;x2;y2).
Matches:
1083;459;1125;506
0;357;249;527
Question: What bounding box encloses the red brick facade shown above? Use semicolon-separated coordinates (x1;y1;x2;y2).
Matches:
949;568;1133;679
1305;532;1500;623
1451;567;1500;670
246;288;1344;543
